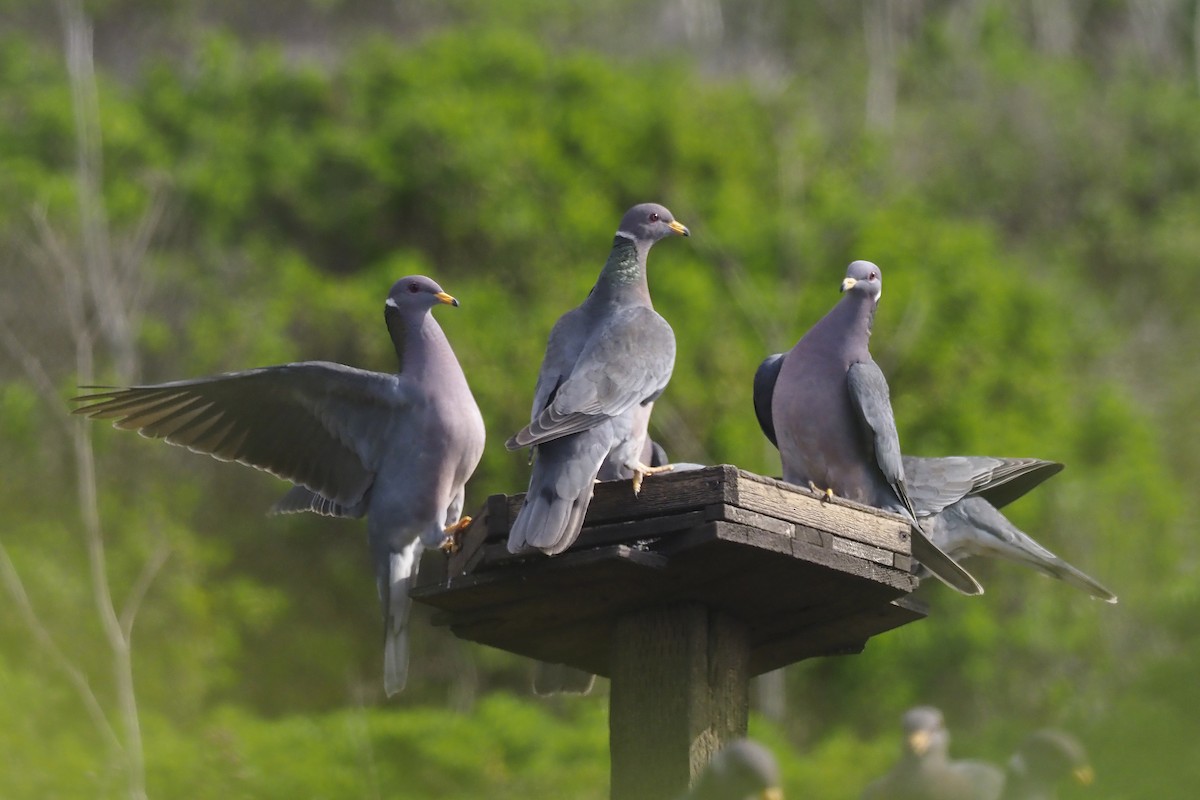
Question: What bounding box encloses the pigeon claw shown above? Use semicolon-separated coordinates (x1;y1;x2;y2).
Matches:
631;462;674;496
808;481;835;502
439;516;473;554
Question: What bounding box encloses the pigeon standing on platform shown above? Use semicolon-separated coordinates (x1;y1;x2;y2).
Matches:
1002;730;1094;800
862;706;1004;800
506;203;689;556
761;260;982;595
755;357;1116;601
73;275;486;697
682;739;784;800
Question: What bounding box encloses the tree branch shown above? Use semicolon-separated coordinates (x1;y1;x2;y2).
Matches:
0;540;122;754
119;537;171;641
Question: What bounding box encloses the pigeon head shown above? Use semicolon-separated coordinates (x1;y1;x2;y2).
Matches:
385;275;459;317
902;706;949;759
617;202;690;245
839;260;883;303
384;275;459;365
1010;729;1094;787
691;739;783;800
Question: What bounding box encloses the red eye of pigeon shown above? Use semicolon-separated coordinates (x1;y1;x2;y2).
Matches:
648;212;660;222
408;282;420;293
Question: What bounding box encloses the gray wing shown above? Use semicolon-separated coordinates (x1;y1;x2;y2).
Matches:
73;362;412;508
846;360;911;514
904;456;1064;516
508;306;675;449
752;353;784;447
847;361;984;595
526;306;591;428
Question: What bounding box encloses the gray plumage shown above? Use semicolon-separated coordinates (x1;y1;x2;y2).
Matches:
1002;730;1094;800
919;495;1116;602
73;275;485;697
862;706;1004;800
506;203;688;555
682;739;783;800
755;355;1116;602
763;260;982;595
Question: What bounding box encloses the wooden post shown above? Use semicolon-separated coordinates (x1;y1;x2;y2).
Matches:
609;604;750;800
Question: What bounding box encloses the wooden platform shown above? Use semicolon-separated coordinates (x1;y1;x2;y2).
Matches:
412;465;926;677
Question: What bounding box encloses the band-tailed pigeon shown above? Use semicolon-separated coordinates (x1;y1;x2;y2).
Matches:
862;706;1004;800
73;275;485;697
682;739;784;800
506;203;688;556
1002;729;1094;800
761;260;982;594
755;358;1116;602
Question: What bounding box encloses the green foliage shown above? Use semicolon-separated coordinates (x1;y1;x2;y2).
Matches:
1;2;1197;797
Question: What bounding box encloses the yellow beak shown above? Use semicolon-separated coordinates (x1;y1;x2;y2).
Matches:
668;219;690;237
908;730;932;756
840;277;857;293
435;291;459;307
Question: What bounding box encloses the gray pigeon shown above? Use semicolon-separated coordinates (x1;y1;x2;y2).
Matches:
755;358;1117;602
72;275;486;697
1002;730;1094;800
682;739;784;800
862;706;1004;800
506;202;688;555
764;260;982;595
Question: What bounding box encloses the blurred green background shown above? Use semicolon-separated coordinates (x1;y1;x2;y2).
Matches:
1;1;1196;797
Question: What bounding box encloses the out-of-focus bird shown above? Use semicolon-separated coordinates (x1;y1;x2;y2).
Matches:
506;202;688;556
862;706;1004;800
73;275;485;697
1001;729;1094;800
759;260;981;594
682;739;784;800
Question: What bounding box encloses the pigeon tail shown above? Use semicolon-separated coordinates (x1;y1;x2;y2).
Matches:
940;498;1118;603
532;662;597;695
381;541;422;697
910;524;985;595
507;427;611;556
507;475;594;556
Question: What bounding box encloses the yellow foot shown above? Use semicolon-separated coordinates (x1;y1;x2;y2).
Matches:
808;481;834;502
631;462;674;496
439;516;473;553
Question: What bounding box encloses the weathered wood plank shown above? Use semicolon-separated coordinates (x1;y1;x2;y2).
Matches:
484;466;911;556
731;470;911;552
488;465;741;539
